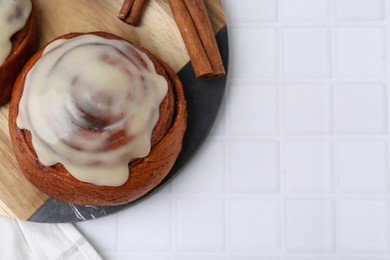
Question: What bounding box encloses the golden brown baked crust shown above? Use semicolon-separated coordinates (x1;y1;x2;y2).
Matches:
0;4;37;106
9;32;187;206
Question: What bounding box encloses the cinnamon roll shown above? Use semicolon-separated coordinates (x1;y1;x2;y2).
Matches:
0;0;36;106
9;32;187;206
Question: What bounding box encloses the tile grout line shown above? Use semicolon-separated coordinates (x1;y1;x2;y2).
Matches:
229;22;390;30
278;0;286;257
114;214;120;257
382;0;389;191
384;0;390;191
231;78;390;86
171;193;390;200
328;15;338;252
227;134;390;140
170;192;175;259
225;106;231;258
225;0;232;257
224;135;231;259
329;0;339;255
384;0;390;253
117;211;123;257
171;184;178;259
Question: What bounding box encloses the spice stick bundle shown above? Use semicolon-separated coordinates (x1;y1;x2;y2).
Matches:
169;0;226;79
119;0;148;26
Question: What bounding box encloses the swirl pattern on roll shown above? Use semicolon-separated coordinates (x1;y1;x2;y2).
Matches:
16;35;168;186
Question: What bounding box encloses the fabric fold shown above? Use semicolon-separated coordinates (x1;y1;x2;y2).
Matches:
0;216;102;260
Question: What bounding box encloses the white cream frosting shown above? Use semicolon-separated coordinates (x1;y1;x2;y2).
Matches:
16;35;168;186
0;0;32;66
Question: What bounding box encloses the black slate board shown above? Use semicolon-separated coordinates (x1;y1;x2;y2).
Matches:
28;26;229;223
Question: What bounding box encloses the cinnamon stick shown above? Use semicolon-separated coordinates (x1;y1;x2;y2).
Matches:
169;0;225;79
118;0;148;26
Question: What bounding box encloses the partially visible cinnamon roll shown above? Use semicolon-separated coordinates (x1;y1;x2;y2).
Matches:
0;0;36;106
9;32;187;206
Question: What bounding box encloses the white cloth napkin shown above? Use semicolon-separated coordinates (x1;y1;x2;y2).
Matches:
0;216;102;260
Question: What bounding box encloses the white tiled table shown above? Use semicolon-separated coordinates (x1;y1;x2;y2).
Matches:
77;0;390;259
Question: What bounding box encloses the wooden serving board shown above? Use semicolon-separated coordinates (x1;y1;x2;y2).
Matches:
0;0;227;221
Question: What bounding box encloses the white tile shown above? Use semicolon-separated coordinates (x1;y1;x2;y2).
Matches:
338;141;388;193
174;139;224;194
158;182;172;194
230;257;280;260
338;200;390;253
230;28;278;81
230;85;278;135
285;141;333;193
230;141;279;193
340;257;390;260
102;253;120;260
335;0;384;21
122;256;172;260
177;199;224;252
231;199;280;252
210;103;226;136
335;28;385;77
119;198;171;252
336;84;386;134
285;200;334;252
229;0;277;23
176;257;224;260
76;214;118;252
283;28;330;78
283;0;330;22
285;257;336;260
284;84;332;134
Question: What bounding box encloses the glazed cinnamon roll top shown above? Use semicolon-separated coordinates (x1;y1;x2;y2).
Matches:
16;35;169;186
0;0;32;66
